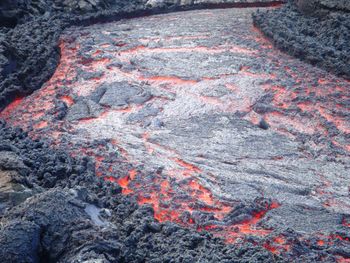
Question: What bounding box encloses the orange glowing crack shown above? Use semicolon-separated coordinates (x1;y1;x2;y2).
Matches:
263;236;291;254
2;9;349;258
239;66;276;79
265;111;317;135
174;158;202;173
0;97;24;119
332;140;350;153
60;95;75;106
199;95;222;106
83;57;111;69
34;121;48;130
117;169;137;195
142;132;155;154
187;180;214;206
319;108;350;134
50;42;78;82
258;71;350;148
343;218;350;228
338;257;350;263
140;75;198;85
205;202;280;244
92;50;103;56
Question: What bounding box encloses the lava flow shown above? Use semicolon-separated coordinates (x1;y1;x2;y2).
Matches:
1;7;350;258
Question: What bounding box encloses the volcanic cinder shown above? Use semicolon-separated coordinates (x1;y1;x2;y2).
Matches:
1;6;350;261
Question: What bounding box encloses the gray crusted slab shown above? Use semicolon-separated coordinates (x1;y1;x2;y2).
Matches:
98;81;153;108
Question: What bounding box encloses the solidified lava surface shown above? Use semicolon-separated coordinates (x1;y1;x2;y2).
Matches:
1;7;350;260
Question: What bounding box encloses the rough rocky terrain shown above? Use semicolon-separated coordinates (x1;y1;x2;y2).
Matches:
2;122;278;263
0;0;285;111
253;0;350;79
1;0;350;262
1;6;350;262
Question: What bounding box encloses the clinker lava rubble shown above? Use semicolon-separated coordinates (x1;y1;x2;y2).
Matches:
1;7;350;262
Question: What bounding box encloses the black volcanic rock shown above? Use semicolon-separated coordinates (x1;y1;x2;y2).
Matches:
0;189;122;263
0;0;116;20
0;122;279;263
296;0;350;16
0;0;133;111
0;220;41;263
253;1;350;79
0;0;348;262
0;0;286;110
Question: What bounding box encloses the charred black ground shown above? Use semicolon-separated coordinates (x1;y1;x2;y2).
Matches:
0;1;349;263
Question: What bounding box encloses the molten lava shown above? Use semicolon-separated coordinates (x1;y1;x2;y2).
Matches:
1;7;349;259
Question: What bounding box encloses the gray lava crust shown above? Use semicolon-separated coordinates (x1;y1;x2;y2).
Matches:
0;0;349;262
0;121;279;262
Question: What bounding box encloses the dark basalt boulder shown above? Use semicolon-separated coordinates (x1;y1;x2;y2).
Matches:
0;189;122;263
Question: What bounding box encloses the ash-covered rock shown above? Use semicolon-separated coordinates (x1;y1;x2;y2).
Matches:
253;1;350;79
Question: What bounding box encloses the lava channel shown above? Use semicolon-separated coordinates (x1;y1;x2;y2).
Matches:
1;7;350;258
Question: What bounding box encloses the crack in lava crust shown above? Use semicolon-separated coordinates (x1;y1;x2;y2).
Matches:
1;8;350;258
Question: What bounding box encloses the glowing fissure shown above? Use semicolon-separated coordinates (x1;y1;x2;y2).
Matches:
1;7;349;257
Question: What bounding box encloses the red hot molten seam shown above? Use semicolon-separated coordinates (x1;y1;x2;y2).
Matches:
1;7;349;259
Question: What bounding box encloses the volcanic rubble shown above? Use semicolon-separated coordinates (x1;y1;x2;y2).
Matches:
0;1;350;263
253;0;350;79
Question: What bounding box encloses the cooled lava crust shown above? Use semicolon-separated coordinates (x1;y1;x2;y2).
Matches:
1;6;350;262
0;0;286;110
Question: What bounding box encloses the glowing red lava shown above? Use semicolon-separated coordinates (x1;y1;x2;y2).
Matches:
0;97;24;123
1;7;349;257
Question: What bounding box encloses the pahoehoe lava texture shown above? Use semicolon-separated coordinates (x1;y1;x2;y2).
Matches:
0;121;278;263
1;5;350;262
1;1;350;262
253;0;350;79
0;0;285;111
